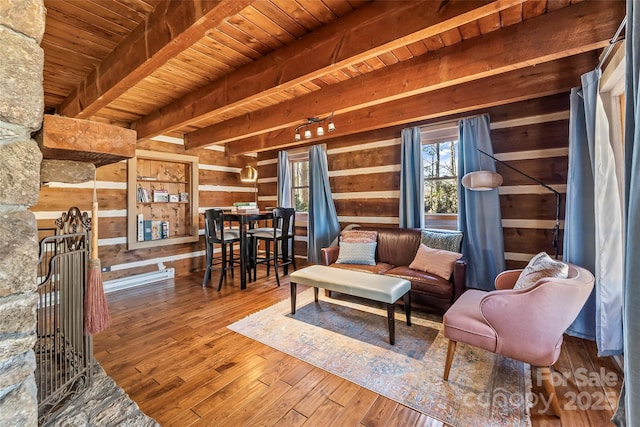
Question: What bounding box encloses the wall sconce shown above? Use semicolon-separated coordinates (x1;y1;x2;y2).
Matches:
461;148;561;259
293;113;335;142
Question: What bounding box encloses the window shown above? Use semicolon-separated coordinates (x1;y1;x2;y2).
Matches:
288;148;310;212
423;140;458;213
421;124;459;229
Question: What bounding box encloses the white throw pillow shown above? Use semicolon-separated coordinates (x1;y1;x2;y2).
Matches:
335;241;377;265
514;252;569;290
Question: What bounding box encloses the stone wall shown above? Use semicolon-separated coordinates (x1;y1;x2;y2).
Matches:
0;1;46;425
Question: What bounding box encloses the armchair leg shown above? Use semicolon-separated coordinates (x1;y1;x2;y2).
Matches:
539;366;561;417
443;340;457;381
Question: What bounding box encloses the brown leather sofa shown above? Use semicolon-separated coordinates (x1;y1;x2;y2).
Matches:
320;227;466;312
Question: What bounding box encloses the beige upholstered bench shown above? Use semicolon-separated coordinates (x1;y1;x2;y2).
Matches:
289;265;412;345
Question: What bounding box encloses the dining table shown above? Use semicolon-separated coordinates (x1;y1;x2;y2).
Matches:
223;210;273;290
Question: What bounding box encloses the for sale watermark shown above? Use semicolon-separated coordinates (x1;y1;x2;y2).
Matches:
461;367;620;414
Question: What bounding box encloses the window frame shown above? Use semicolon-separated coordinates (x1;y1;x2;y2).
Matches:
420;123;460;230
288;148;310;213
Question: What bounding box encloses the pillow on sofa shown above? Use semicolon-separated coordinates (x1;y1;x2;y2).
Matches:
514;252;569;290
341;230;378;243
336;241;377;265
408;243;463;279
421;229;463;253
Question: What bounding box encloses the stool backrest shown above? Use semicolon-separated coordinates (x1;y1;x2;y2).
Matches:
204;208;225;243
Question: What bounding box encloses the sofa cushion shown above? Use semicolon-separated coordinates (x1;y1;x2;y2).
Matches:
385;266;453;299
335;241;377;265
421;229;463;253
373;228;422;266
341;229;377;243
329;262;395;275
514;252;569;290
409;244;463;279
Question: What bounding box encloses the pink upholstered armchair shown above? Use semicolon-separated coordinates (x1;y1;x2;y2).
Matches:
442;263;595;417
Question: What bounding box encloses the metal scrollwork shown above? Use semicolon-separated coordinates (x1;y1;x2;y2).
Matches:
55;207;91;251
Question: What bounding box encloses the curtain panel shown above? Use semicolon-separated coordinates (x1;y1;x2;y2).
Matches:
307;145;340;264
457;114;505;291
619;0;640;424
565;69;624;357
399;127;424;228
277;151;292;208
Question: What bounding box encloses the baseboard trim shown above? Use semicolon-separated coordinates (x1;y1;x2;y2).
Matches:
103;268;175;293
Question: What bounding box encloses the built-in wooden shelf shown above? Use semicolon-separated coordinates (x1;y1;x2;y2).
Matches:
127;150;199;250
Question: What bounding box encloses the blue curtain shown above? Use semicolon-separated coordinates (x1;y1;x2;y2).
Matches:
307;145;340;264
620;1;640;424
457;114;505;290
564;70;623;356
399;127;424;228
277;151;292;208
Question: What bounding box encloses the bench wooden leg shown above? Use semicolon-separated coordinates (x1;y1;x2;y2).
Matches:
314;287;319;302
386;303;395;345
290;282;297;314
403;292;411;326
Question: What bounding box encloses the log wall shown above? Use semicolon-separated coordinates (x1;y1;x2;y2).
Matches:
31;137;256;282
257;93;570;269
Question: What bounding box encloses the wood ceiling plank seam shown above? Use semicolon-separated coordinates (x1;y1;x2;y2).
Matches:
48;0;136;36
185;1;623;149
293;0;339;25
208;28;270;61
119;86;177;105
320;0;358;17
150;65;210;90
193;37;255;68
140;74;202;95
42;31;113;59
239;6;298;45
310;78;330;89
81;0;144;29
111;0;155;17
363;57;386;71
300;81;322;91
169;51;232;80
340;67;362;79
43;7;127;44
161;57;218;83
96;0;151;23
271;0;324;32
317;74;341;86
214;22;275;59
227;12;288;51
41;39;102;64
146;70;204;94
251;0;308;38
522;0;548;20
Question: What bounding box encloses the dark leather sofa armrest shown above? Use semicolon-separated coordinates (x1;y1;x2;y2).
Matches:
452;257;467;302
321;247;339;265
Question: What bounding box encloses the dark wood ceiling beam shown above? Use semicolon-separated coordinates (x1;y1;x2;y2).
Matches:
185;0;623;150
57;0;253;119
133;0;525;139
223;52;597;156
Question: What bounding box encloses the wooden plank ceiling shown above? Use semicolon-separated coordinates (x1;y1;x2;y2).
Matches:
42;0;626;156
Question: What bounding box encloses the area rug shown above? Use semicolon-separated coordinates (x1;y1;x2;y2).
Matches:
229;289;531;427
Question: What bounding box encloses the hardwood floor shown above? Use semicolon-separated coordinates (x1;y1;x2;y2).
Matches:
93;268;622;426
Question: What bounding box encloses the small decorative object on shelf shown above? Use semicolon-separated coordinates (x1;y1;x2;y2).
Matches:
169;194;179;202
179;192;189;202
153;189;169;203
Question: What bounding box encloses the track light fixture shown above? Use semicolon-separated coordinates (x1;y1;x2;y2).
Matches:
293;113;335;142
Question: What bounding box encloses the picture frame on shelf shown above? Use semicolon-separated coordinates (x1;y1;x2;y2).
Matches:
153;189;169;202
169;194;180;202
179;192;189;202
